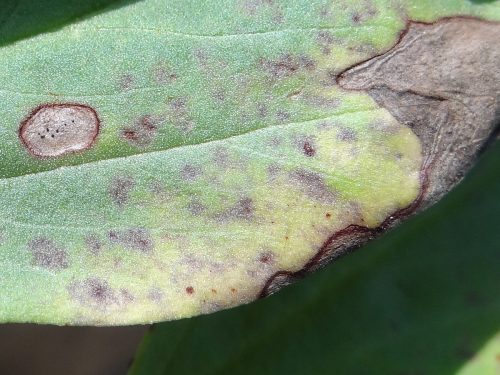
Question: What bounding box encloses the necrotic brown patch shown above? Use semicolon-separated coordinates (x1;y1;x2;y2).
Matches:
108;176;135;207
28;237;69;271
19;103;100;158
296;136;316;157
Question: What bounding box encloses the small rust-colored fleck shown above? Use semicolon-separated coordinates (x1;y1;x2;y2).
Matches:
186;286;194;294
19;103;100;158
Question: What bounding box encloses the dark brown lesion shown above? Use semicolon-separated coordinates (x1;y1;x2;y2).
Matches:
260;17;500;298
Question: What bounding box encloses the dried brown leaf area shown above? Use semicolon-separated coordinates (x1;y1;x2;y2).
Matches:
19;104;100;158
263;18;500;296
338;18;500;205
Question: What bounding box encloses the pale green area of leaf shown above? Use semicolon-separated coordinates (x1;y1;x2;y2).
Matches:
0;0;498;325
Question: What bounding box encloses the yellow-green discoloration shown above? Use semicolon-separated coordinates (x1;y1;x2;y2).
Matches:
0;0;498;324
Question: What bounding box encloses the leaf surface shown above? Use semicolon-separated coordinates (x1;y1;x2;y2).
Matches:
0;0;498;324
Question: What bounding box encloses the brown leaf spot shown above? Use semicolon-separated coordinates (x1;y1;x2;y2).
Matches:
28;237;69;271
108;176;135;207
118;74;134;91
84;234;104;255
337;127;358;142
19;103;100;158
215;198;255;222
153;66;177;85
185;286;194;294
167;97;195;133
181;164;202;181
108;228;154;254
69;278;118;311
289;169;337;204
260;54;315;79
121;115;161;147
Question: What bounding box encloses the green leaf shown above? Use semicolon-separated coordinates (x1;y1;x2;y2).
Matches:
0;0;499;325
129;144;500;375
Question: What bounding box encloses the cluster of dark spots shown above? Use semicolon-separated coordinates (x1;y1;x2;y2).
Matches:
28;237;69;271
181;164;202;181
215;197;255;222
118;74;134;91
69;277;120;311
121;115;162;147
167;97;195;133
108;176;135;207
185;286;194;295
337;127;358;142
19;103;100;158
187;200;207;216
289;169;337;204
260;54;316;80
108;228;154;253
84;234;104;255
